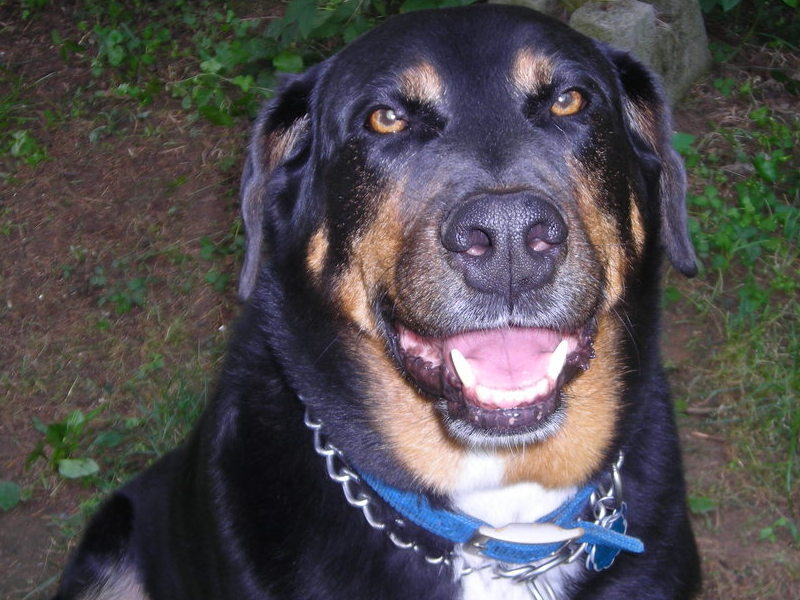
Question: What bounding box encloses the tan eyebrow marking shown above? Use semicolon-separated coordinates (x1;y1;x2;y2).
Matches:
511;48;554;95
399;62;444;103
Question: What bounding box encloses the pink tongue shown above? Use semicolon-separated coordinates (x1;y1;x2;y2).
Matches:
444;328;561;390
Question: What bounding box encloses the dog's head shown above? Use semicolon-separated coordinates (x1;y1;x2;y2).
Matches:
239;6;695;491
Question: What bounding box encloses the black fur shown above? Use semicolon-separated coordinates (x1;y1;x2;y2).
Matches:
54;6;700;599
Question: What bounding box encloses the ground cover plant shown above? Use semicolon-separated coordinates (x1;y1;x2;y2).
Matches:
0;0;798;597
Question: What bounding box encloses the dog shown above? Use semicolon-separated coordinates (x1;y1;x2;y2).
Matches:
53;5;701;599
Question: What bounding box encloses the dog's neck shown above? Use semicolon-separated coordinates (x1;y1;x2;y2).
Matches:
452;452;577;527
451;453;582;599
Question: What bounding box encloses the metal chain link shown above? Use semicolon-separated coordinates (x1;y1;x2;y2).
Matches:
304;411;454;567
304;409;625;593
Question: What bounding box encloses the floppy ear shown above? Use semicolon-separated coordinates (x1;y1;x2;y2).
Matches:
239;65;324;300
604;47;698;277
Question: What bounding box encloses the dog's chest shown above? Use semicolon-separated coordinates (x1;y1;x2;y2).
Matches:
452;454;582;600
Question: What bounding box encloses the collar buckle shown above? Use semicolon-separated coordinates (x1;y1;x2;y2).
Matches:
467;522;585;556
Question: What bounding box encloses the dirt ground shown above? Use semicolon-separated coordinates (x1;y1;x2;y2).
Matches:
1;6;798;599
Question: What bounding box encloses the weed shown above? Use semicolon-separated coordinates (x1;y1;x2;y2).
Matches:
27;407;106;479
8;130;48;165
0;72;48;169
65;0;478;125
676;96;800;500
760;517;800;544
204;268;230;292
701;0;800;51
0;480;23;511
90;266;151;314
135;353;165;379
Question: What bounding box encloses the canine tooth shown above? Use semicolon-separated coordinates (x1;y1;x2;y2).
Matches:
450;349;476;389
547;339;570;381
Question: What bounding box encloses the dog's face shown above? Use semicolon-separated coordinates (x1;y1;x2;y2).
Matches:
241;6;695;491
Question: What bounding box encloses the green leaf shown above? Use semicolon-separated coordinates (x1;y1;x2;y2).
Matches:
232;75;254;93
284;0;319;39
752;154;778;183
94;430;124;449
58;458;100;479
200;58;223;74
205;268;230;292
198;105;234;127
671;132;696;155
688;495;717;514
0;481;22;512
272;51;304;73
32;416;48;435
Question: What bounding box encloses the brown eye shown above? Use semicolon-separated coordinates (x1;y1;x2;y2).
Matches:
550;90;584;117
368;108;408;134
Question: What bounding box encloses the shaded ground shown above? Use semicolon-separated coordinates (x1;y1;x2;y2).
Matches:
1;5;798;599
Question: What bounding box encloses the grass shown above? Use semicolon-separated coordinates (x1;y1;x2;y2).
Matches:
0;0;798;596
675;97;799;504
666;48;800;591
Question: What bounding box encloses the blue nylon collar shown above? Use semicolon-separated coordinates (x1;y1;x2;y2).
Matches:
359;471;644;566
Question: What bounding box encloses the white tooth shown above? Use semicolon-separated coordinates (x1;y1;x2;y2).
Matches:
547;339;570;381
476;385;540;408
534;377;550;398
450;349;477;389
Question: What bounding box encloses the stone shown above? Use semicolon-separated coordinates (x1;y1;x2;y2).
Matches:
569;0;711;102
570;0;658;67
489;0;565;19
647;0;713;100
490;0;711;102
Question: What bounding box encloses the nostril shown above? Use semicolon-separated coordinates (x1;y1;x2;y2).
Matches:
528;237;553;252
465;229;491;257
526;221;565;253
526;223;551;252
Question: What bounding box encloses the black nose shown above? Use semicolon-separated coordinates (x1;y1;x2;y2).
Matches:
440;192;567;298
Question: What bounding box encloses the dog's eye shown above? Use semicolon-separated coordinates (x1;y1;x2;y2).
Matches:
367;108;408;134
550;90;585;117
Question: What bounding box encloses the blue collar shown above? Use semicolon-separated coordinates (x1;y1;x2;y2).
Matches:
360;468;644;570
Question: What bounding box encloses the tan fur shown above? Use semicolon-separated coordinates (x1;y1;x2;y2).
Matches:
364;338;465;492
266;115;310;170
334;185;403;333
622;97;657;151
306;224;330;280
630;192;646;257
503;312;623;487
399;62;444;103
331;182;466;491
569;158;628;312
511;49;553;95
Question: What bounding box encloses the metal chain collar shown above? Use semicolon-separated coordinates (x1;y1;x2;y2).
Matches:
304;410;626;595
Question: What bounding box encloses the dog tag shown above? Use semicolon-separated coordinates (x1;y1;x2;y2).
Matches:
586;505;628;571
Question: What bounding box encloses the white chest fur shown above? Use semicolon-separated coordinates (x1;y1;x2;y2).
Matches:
452;453;583;600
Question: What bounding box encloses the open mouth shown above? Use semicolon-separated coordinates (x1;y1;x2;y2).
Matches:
393;322;595;443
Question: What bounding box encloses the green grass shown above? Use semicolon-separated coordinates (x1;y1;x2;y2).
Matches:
0;70;48;173
675;90;799;505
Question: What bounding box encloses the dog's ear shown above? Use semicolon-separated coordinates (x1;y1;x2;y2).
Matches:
239;64;325;300
603;47;698;277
